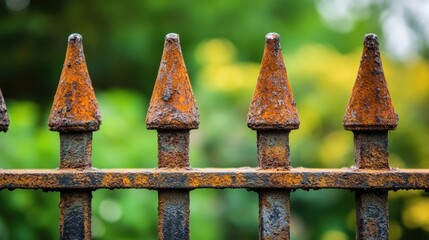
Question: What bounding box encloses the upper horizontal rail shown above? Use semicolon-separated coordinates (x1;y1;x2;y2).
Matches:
0;168;428;190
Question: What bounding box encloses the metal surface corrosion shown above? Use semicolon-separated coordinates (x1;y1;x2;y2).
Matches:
60;191;91;240
247;32;299;130
259;190;290;240
0;88;9;132
157;131;190;168
158;190;190;239
1;168;429;190
344;33;398;131
257;131;291;169
48;33;101;132
146;33;199;130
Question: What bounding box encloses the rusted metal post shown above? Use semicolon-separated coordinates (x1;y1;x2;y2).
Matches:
0;89;9;132
146;33;199;240
49;33;101;240
344;33;398;240
248;33;299;240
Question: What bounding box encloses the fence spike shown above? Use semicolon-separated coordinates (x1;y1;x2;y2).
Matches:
48;33;101;132
247;32;299;130
146;33;199;130
344;33;398;131
0;88;9;132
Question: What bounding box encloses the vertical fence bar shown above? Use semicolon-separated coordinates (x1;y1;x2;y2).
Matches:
344;34;398;240
49;33;101;240
146;33;199;240
248;33;300;240
0;89;9;132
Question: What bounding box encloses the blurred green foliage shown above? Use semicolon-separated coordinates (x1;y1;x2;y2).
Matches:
1;0;429;239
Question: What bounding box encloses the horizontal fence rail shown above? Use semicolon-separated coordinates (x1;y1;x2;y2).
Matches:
1;168;429;190
0;32;426;240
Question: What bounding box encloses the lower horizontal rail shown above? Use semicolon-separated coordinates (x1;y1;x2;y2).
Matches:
0;168;428;190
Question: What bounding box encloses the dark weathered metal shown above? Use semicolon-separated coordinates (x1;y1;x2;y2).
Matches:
58;132;93;240
344;33;397;240
157;132;191;240
354;132;389;240
48;33;101;132
259;191;290;240
0;88;9;132
248;33;299;240
355;191;388;240
49;33;100;240
1;168;429;190
158;190;190;240
60;132;93;169
344;34;398;131
60;191;92;240
257;132;291;240
146;33;200;240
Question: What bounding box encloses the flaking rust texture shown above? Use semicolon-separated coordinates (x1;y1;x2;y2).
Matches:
157;131;190;168
344;33;398;131
2;168;429;190
247;33;299;130
146;33;199;130
0;88;9;132
354;132;389;169
257;131;290;169
49;33;101;132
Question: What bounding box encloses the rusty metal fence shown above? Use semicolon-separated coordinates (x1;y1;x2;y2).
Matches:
0;32;428;240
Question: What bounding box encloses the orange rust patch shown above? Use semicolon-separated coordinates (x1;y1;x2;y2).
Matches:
122;177;132;187
247;33;299;130
134;175;149;186
234;172;246;185
146;33;199;130
49;33;101;132
102;173;114;186
344;34;398;131
187;173;201;188
274;171;302;187
209;175;233;187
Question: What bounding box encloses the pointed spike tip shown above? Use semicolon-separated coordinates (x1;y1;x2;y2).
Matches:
266;32;280;41
0;89;9;132
344;33;398;131
363;33;379;51
146;33;199;130
68;33;82;43
265;32;281;51
164;33;180;49
247;33;299;130
165;33;180;42
49;33;101;132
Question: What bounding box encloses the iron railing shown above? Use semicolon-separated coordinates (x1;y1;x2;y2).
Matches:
0;32;428;240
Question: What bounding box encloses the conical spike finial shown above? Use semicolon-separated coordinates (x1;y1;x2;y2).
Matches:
0;89;9;132
247;33;299;130
146;33;199;130
344;33;398;131
48;33;101;132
